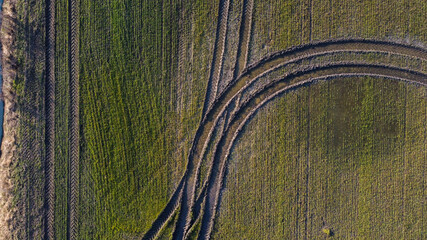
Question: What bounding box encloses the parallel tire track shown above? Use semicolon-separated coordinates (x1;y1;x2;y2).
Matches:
68;0;79;239
173;1;232;239
189;1;255;228
143;40;426;239
189;47;427;227
197;64;427;239
202;39;427;123
45;0;55;239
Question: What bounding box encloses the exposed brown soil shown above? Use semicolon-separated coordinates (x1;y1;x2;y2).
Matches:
0;0;18;239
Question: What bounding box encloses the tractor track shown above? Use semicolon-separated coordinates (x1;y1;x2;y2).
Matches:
68;0;79;239
44;0;55;239
173;0;232;238
143;39;426;240
141;179;184;240
197;63;427;240
201;0;231;119
232;0;254;80
188;48;427;225
177;48;424;239
202;39;427;121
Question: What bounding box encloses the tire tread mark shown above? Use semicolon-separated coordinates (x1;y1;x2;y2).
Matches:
68;0;79;239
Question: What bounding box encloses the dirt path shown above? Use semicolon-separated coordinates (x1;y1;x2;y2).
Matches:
44;0;55;239
68;0;79;239
198;64;427;240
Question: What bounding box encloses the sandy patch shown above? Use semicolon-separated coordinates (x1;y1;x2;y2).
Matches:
0;0;18;239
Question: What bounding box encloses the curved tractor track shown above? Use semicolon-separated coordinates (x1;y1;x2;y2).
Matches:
141;2;426;240
197;63;427;239
143;36;427;239
201;0;231;119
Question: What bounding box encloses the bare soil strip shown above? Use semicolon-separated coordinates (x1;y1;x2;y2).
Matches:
201;0;231;119
143;40;426;239
198;64;427;240
44;0;55;239
68;0;79;239
0;1;18;239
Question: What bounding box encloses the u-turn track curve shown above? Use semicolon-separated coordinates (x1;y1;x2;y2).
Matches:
142;39;427;240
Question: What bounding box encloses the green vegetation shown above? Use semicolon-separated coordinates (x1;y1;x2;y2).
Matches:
54;0;70;238
75;0;219;238
213;78;425;239
209;1;425;238
6;0;426;239
250;0;427;64
322;227;332;237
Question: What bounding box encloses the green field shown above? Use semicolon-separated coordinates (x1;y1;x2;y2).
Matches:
213;78;426;239
2;0;426;239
